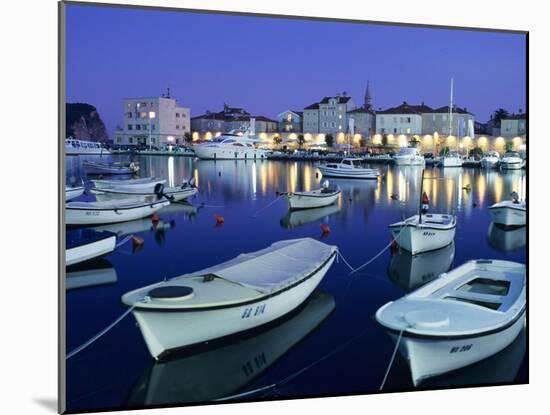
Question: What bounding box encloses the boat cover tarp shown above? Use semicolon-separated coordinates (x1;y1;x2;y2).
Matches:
177;238;336;294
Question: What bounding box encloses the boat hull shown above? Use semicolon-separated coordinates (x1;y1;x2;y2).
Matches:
131;254;336;360
317;166;379;179
65;186;84;201
286;191;339;210
66;234;116;266
489;206;526;227
66;200;170;225
390;222;456;255
194;145;268;160
393;156;425;166
500;161;523;170
439;157;463;167
92;178;166;191
392;310;525;386
480;158;499;169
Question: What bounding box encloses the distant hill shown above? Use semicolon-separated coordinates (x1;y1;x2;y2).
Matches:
66;103;109;142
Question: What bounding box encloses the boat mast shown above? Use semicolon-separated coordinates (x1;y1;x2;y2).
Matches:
449;78;455;153
418;168;425;224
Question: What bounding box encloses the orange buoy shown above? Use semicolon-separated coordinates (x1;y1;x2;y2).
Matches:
151;212;160;223
320;223;330;235
214;214;225;224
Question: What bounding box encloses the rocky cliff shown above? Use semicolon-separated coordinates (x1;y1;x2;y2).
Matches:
66;103;109;142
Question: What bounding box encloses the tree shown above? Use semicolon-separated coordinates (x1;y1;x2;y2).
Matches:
492;108;510;127
273;135;282;147
325;133;334;148
505;141;514;152
409;137;420;147
440;146;450;156
469;146;483;158
381;134;388;147
297;134;305;148
184;132;192;144
360;136;368;148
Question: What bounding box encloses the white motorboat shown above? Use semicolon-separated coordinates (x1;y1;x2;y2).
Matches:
91;177;166;191
84;161;140;175
500;151;524;170
284;181;340;210
92;180;198;203
121;238;338;360
393;147;425;166
65;137;112;155
66;259;118;290
388;242;455;292
66;197;170;225
389;169;457;255
390;213;456;255
487;222;526;252
439;152;463;168
280;204;341;229
480;151;500;169
489;199;526;227
317;158;380;179
376;259;526;386
66;229;117;266
65;185;84;201
127;292;335;405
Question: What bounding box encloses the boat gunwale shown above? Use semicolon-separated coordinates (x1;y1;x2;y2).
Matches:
66;199;170;211
123;250;337;312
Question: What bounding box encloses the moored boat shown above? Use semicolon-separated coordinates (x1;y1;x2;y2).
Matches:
317;158;380;179
439;152;463;168
91;177;166;191
92;179;198;202
393;147;425;166
66;197;170;225
376;259;526;386
66;229;117;266
84;160;140;175
121;238;338;360
480;151;500;169
284;181;340;210
500;151;524;170
390;213;456;255
65;137;112;155
65;185;84;201
488;199;526;227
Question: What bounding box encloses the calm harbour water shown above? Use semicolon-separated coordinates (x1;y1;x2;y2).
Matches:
65;155;527;412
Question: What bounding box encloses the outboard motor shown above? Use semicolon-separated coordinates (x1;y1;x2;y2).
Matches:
321;180;330;193
510;191;520;204
154;183;165;199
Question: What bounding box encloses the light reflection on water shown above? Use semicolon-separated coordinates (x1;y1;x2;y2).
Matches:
65;155;527;412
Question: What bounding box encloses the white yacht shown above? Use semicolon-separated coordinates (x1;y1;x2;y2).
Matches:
439;151;463;168
65;137;112;155
193;119;269;160
393;147;425;166
500;151;524;170
480;151;501;169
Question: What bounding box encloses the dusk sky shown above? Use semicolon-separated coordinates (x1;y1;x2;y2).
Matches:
66;4;526;136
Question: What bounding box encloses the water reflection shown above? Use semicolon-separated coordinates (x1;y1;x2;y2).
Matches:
388;242;455;292
66;258;117;291
280;204;341;229
487;223;526;252
126;292;335;406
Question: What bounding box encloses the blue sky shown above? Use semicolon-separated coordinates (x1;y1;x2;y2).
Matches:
66;4;527;135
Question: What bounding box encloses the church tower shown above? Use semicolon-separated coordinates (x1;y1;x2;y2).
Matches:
364;81;372;110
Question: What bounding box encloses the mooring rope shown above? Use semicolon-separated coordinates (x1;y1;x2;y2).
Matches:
66;304;137;360
252;195;283;217
379;328;405;390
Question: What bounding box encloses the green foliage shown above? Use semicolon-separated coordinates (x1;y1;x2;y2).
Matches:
505;141;514;152
325;133;334;147
360;136;368;147
297;134;305;148
440;146;450;156
381;134;388;146
273;135;283;146
492;108;510;126
184;132;192;143
469;146;483;157
409;137;420;147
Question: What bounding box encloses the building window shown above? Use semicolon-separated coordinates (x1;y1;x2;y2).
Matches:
176;113;180;118
136;125;141;130
116;137;121;143
176;125;180;129
129;137;133;143
407;117;411;123
128;124;133;130
127;112;132;119
142;124;147;130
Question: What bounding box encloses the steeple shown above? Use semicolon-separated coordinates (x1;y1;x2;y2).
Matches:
364;81;372;110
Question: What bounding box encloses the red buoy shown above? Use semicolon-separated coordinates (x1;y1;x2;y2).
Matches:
214;214;225;224
151;212;160;223
320;223;330;235
422;192;429;205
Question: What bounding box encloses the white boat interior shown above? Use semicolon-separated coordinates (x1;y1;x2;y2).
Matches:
377;259;525;337
122;238;337;310
391;213;455;229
